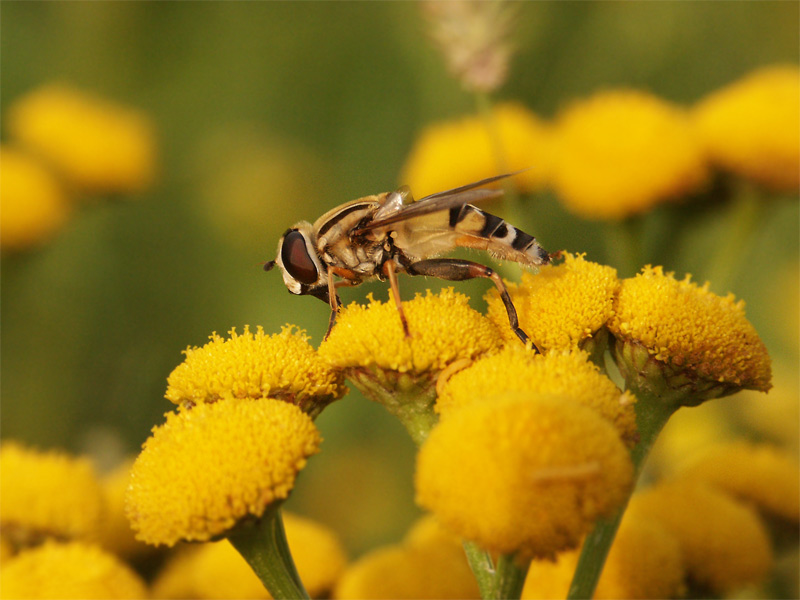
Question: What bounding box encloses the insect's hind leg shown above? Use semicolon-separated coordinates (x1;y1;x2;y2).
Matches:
405;258;538;351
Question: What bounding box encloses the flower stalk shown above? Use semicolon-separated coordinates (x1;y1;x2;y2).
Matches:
227;505;310;600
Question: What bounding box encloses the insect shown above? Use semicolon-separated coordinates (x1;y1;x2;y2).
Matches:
264;172;550;347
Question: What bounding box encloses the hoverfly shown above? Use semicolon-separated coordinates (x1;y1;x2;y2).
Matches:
264;172;550;347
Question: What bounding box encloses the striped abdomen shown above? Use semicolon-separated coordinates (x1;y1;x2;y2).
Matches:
448;204;549;267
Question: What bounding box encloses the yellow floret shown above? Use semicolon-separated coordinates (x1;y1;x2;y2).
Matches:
0;146;71;251
0;541;147;600
333;515;480;599
679;441;800;522
693;64;800;191
437;346;638;447
485;253;619;351
400;102;551;198
166;325;346;417
415;395;633;558
319;288;502;375
0;442;104;546
125;398;321;546
629;479;773;594
550;89;708;219
609;266;772;394
7;84;157;194
522;512;684;600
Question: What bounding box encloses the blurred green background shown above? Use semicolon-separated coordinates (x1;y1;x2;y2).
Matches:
2;2;798;556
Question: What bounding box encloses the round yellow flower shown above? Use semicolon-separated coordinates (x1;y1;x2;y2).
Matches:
437;346;638;447
0;442;104;547
0;541;147;600
609;266;772;401
166;325;346;418
679;441;799;523
0;146;71;251
319;288;501;375
415;394;633;558
152;513;346;599
550;89;708;219
693;65;800;191
333;515;480;599
400;102;551;198
629;479;773;594
485;253;618;352
522;512;684;600
126;398;321;546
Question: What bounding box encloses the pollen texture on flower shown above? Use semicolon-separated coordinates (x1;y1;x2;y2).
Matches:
165;325;346;416
318;288;502;375
608;266;772;393
485;253;618;351
415;394;633;558
437;346;638;446
550;89;708;219
125;398;321;546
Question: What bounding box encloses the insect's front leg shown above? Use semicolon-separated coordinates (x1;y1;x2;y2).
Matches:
382;259;411;338
405;258;537;351
323;267;346;340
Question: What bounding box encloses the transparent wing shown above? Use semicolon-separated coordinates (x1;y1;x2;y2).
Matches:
353;170;526;233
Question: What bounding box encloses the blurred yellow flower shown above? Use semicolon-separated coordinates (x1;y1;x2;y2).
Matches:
0;146;71;251
550;89;708;219
333;514;480;599
125;398;320;546
400;102;550;198
0;442;104;548
629;480;772;595
693;64;800;191
522;512;684;600
485;253;618;352
609;265;772;402
166;325;346;418
0;541;147;600
436;346;638;447
152;512;347;599
415;394;633;558
7;84;157;195
679;441;800;523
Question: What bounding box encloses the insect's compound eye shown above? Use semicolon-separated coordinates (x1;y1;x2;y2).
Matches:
281;230;319;285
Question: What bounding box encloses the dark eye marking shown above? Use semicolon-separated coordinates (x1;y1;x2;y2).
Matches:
281;230;319;284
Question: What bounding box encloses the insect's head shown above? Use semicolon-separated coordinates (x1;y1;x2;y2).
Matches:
264;222;330;302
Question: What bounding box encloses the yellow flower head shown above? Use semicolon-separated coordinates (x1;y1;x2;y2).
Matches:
152;513;347;599
0;541;147;600
166;325;346;418
608;266;772;402
95;460;154;559
679;441;800;523
125;398;321;546
522;512;684;600
485;253;619;353
0;146;71;252
693;64;800;191
550;89;708;219
400;102;550;198
333;514;480;599
0;442;104;548
6;84;157;195
628;480;773;595
437;346;638;447
415;395;633;558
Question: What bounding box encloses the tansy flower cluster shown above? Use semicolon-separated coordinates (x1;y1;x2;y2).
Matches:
401;64;799;220
1;84;158;252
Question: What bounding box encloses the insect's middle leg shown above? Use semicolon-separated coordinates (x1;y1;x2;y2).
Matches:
405;258;536;350
382;259;411;338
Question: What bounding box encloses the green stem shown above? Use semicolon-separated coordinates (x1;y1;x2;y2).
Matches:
463;540;496;599
567;383;677;599
227;506;309;600
463;542;530;600
704;183;768;293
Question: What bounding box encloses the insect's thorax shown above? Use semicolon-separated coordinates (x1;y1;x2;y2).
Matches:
313;194;391;279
